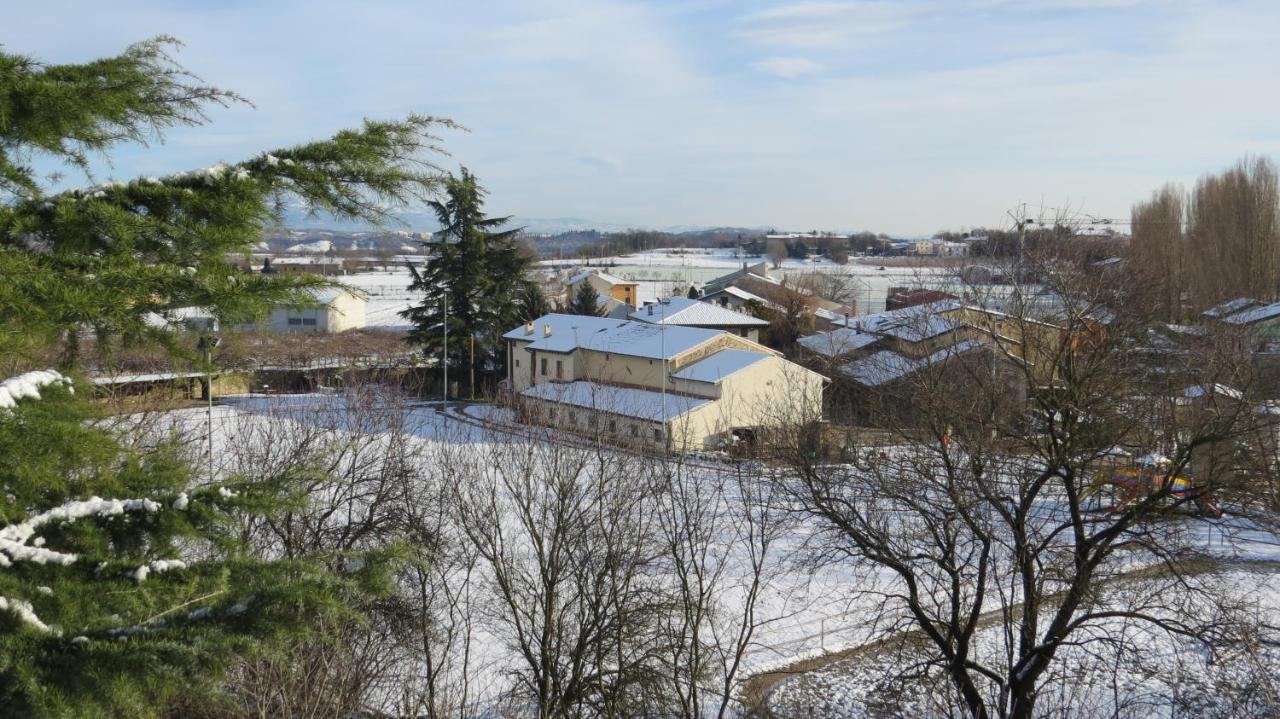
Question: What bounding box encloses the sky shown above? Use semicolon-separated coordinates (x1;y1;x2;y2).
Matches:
8;0;1280;235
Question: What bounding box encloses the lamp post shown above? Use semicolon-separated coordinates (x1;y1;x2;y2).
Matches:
441;293;448;416
197;332;221;481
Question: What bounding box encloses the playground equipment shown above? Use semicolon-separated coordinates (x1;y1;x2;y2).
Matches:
1083;453;1222;517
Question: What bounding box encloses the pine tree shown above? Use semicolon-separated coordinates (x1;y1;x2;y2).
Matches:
0;38;449;714
0;37;456;368
686;284;699;299
569;280;604;316
401;169;528;393
515;280;552;322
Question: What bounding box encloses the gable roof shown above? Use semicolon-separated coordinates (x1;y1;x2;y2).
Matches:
309;286;367;305
701;263;773;294
823;300;964;340
629;297;768;327
505;313;729;361
521;380;710;422
841;339;985;387
705;285;780;308
671;348;771;383
1223;302;1280;326
567;270;634;287
1203;297;1262;319
797;327;883;358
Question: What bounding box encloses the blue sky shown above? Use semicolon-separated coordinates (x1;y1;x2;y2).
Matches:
8;0;1280;234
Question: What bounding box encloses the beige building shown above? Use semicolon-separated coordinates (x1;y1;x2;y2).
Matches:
504;313;827;452
566;270;640;309
263;286;367;333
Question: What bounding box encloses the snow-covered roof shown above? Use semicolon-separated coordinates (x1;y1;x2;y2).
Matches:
90;372;206;386
1222;302;1280;326
841;339;985;387
835;302;963;342
301;286;367;306
1179;384;1244;401
671;349;770;383
797;327;882;358
629;297;768;327
521;381;710;422
567;270;634;287
1203;297;1261;319
504;313;727;360
705;285;784;311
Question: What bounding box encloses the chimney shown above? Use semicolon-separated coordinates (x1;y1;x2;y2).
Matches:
524;321;534;335
543;323;552;337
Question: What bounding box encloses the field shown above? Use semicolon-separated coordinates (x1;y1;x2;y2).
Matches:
126;391;1280;717
335;248;963;327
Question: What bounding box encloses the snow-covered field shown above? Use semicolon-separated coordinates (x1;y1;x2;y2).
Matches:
129;394;1280;716
333;248;960;327
768;568;1280;718
541;248;956;314
135;393;887;712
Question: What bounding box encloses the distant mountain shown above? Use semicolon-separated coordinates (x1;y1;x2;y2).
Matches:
276;204;765;236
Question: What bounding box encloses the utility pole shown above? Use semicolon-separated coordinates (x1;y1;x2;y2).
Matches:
660;296;668;453
442;294;448;415
198;333;220;482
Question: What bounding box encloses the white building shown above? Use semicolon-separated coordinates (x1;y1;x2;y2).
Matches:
629;297;769;343
264;286;368;333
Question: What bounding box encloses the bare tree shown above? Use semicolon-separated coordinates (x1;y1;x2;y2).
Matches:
1129;184;1187;323
765;246;1275;718
766;239;788;270
652;453;790;718
444;428;674;717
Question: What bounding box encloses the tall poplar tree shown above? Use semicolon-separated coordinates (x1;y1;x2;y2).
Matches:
401;168;528;394
0;37;451;715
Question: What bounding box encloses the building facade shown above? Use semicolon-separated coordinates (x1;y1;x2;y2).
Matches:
504;313;827;452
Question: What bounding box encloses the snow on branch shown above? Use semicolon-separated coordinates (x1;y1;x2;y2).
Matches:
0;370;72;411
131;559;187;583
0;496;162;567
0;596;55;634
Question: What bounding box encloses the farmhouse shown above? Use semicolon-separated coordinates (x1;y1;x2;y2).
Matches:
503;313;827;452
566;270;640;309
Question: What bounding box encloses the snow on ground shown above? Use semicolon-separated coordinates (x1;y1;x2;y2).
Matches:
330;247;961;328
768;568;1280;718
129;394;1280;716
135;394;899;710
539;248;957;313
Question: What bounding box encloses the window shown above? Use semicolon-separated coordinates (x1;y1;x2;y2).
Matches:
288;317;303;326
608;419;617;433
540;357;548;375
549;408;556;420
630;425;638;437
515;359;520;367
653;428;663;442
302;317;317;326
555;360;563;379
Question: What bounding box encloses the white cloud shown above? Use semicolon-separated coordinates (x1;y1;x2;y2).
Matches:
754;56;823;78
8;0;1280;234
736;1;921;47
